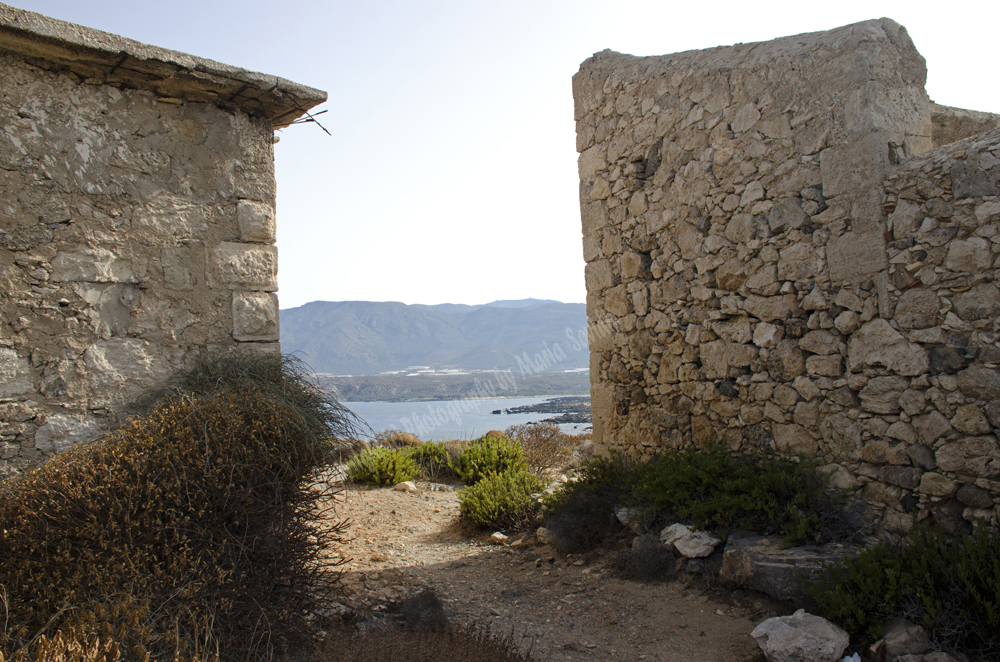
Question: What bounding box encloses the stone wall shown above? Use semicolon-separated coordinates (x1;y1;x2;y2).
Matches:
931;103;1000;149
574;18;1000;535
0;4;325;473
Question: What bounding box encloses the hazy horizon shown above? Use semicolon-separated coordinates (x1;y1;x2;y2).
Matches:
279;296;585;310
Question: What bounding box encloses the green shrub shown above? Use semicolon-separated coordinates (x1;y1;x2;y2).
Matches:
405;441;458;482
0;352;357;662
451;434;527;486
632;447;840;545
809;523;1000;658
346;446;420;486
458;470;544;529
545;447;854;548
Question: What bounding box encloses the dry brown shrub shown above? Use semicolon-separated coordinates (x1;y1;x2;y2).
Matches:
373;430;423;448
0;353;358;662
504;423;577;477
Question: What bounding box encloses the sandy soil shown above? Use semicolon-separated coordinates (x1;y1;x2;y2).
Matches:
316;475;784;662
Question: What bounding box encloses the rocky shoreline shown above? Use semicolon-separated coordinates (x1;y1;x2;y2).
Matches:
491;396;593;425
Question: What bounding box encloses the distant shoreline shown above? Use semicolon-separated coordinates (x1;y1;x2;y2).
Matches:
318;371;591;403
340;393;590;404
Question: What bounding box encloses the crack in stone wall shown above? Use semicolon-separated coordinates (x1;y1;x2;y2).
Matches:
574;18;1000;537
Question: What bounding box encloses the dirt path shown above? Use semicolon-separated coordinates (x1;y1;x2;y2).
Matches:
322;479;778;662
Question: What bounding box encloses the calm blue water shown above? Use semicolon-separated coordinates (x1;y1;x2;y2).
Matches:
343;396;591;441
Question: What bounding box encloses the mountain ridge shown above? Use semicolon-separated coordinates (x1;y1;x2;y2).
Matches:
279;299;588;375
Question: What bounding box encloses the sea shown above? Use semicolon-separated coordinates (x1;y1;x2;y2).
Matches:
342;396;591;441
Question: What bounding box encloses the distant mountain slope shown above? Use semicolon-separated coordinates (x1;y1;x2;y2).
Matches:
279;299;588;375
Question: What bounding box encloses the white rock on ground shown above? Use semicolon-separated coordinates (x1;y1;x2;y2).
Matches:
659;523;722;558
751;609;850;662
489;532;508;545
394;481;418;493
615;505;644;533
882;618;930;658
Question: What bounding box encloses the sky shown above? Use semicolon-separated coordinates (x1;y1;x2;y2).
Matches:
9;1;1000;308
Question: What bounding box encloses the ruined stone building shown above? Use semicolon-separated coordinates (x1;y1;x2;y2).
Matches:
0;4;325;473
574;19;1000;535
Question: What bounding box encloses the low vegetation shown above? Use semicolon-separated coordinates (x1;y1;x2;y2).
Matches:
0;353;360;662
458;470;545;529
449;433;527;486
808;523;1000;660
503;423;580;477
346;446;420;485
345;429;573;531
542;446;856;553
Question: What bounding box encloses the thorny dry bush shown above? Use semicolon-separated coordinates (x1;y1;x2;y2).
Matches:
504;423;582;477
0;353;361;662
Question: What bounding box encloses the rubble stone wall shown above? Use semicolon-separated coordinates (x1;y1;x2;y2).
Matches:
574;18;1000;535
0;4;324;474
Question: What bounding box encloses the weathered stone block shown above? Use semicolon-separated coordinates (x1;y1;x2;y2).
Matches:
952;404;991;435
957;367;1000;400
232;292;279;342
237;200;276;244
211;242;278;291
0;349;34;400
859;375;908;414
722;535;858;606
806;354;843;377
895;288;939;329
827;231;887;284
584;259;613;292
34;414;105;453
848;319;928;376
944;237;992;273
744;295;802;322
162;245;195;290
767;340;806;382
912;410;952;446
956;483;994;509
952;283;1000;321
919;472;956;496
50;246;137;283
825;413;862;461
798;330;843;356
773;424;818;456
936;437;1000;478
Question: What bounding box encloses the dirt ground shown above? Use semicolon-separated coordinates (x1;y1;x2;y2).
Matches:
316;473;786;662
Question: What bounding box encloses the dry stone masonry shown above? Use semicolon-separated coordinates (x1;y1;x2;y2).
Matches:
0;4;325;473
574;18;1000;536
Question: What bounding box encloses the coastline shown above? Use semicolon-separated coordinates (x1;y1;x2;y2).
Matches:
319;371;591;403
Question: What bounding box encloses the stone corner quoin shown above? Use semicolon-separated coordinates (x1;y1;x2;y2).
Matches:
0;2;325;473
574;17;1000;537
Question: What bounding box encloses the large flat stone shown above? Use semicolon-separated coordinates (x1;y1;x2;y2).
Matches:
721;535;859;606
